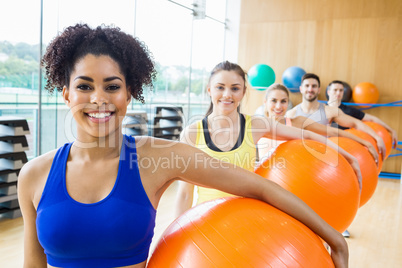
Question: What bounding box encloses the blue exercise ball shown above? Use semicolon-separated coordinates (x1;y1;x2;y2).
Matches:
282;66;306;93
248;64;276;90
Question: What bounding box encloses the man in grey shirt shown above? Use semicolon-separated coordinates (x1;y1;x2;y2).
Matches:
286;73;386;160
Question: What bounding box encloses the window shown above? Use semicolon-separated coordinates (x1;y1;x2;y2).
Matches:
0;0;231;156
0;0;41;158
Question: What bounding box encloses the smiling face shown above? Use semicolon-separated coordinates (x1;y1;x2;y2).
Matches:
300;78;320;102
63;54;131;141
207;70;246;116
264;89;289;119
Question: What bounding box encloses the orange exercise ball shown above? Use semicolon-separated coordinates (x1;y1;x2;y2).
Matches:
255;139;360;232
345;128;383;173
352;82;379;106
329;137;378;207
363;121;393;159
148;197;334;268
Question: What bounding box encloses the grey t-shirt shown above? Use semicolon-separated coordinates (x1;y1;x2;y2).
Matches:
294;102;329;125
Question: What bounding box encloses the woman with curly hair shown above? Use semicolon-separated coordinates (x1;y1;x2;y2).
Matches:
18;24;349;268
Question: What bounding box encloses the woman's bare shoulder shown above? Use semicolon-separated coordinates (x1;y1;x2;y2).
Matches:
18;149;58;187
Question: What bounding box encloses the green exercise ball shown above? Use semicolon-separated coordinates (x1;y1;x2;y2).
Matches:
248;64;276;90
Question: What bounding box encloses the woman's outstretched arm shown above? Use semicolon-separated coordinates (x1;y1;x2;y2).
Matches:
291;116;379;165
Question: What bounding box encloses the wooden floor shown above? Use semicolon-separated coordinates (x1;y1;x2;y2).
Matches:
1;178;401;268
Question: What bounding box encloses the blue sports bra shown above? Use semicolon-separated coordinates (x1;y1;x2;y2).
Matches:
36;135;156;268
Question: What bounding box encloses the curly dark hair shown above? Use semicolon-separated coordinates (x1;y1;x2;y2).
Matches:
41;23;156;103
